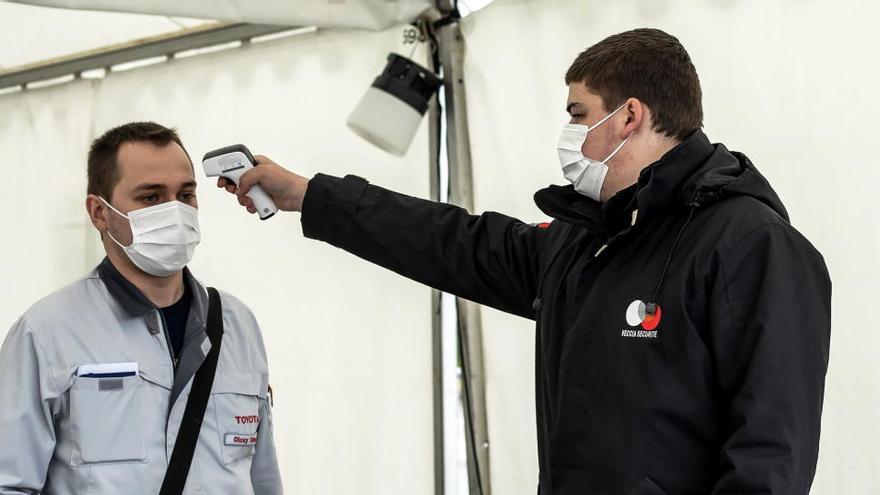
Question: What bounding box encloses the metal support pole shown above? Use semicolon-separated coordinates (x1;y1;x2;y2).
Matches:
427;43;445;495
434;4;492;494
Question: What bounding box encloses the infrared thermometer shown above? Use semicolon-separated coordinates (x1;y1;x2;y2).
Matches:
202;144;278;220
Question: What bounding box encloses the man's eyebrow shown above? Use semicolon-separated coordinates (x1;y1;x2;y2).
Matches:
180;180;198;189
132;184;166;192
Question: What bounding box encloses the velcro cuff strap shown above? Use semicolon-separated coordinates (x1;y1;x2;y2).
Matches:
334;174;369;212
302;174;371;242
305;173;370;213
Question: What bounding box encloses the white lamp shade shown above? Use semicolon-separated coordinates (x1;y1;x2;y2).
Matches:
347;86;425;157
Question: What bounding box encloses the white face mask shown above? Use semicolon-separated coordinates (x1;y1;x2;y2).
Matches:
99;197;201;277
557;103;629;202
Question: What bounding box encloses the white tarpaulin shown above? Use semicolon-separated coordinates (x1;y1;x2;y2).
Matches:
0;24;435;494
462;0;880;493
6;0;433;30
0;2;210;69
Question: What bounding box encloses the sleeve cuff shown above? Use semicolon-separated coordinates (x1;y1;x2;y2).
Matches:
301;173;369;240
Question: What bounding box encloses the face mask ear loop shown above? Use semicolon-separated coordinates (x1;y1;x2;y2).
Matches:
104;228;130;249
602;136;630;163
96;196;131;248
587;102;628;131
96;196;130;219
596;102;632;163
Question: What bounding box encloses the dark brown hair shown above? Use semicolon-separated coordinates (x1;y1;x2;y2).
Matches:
87;122;190;200
565;28;703;140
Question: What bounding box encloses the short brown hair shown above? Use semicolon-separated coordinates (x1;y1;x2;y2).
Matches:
87;122;190;200
565;28;703;140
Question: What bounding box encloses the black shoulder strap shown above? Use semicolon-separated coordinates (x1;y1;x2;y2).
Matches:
159;287;224;495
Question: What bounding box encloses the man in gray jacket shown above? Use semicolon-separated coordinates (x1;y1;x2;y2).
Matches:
0;122;282;494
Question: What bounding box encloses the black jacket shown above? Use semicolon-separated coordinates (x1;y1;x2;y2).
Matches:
301;130;831;494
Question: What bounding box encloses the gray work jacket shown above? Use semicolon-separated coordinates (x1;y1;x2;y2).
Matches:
0;259;282;494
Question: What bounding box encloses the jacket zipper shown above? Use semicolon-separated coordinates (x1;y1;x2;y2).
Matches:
156;310;179;370
156;310;178;466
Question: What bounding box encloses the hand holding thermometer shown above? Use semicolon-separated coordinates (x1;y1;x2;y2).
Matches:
202;145;278;220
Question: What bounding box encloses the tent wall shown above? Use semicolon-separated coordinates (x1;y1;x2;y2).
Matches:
461;0;880;493
8;0;432;31
0;26;435;494
0;2;208;69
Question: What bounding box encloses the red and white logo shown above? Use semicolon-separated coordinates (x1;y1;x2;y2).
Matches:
622;300;662;338
530;221;552;229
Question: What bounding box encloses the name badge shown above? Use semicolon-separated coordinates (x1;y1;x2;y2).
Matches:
224;433;258;447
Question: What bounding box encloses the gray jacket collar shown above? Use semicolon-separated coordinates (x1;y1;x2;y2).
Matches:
97;257;208;330
96;257;213;408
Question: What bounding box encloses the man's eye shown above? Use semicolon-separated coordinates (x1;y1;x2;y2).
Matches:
142;194;158;203
180;192;196;201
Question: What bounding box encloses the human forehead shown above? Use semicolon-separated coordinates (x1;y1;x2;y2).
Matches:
116;140;194;182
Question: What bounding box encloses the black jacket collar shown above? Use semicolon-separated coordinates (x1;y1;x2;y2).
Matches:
534;129;787;234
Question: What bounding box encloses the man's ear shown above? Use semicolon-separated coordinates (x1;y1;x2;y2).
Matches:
621;97;645;139
86;194;109;233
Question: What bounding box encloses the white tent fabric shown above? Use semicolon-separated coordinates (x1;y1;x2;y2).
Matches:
0;2;210;69
7;0;433;30
0;25;435;494
462;0;880;493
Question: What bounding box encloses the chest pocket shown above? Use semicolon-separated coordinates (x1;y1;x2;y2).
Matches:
69;373;146;464
211;371;265;465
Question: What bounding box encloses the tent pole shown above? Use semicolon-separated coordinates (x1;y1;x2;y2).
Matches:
434;4;492;494
427;35;446;495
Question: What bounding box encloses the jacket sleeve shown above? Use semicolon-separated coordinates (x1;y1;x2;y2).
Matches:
301;173;552;319
0;318;57;494
709;223;831;494
250;394;282;494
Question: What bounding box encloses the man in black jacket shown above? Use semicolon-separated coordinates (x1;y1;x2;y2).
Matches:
221;28;831;495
